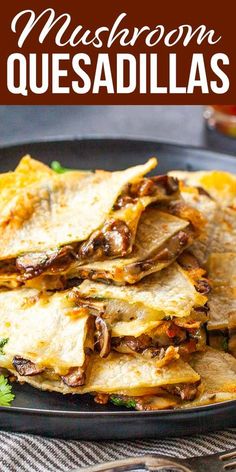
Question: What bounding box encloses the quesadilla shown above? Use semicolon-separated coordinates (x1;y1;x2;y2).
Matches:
168;170;236;260
0;156;159;259
0;285;200;407
0;156;187;287
207;253;236;357
8;351;200;410
65;208;197;285
169;169;236;207
183;348;236;407
72;262;209;360
0;288;93;383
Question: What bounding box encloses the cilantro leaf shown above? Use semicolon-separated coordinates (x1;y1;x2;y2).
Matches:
0;376;15;407
0;338;9;355
110;395;136;409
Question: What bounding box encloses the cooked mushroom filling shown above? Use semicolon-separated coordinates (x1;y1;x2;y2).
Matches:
95;317;111;358
16;245;77;280
113;175;179;210
13;356;45;376
79;220;132;260
12;349;93;387
111;323;203;357
15;219;132;280
164;381;200;401
93;379;200;410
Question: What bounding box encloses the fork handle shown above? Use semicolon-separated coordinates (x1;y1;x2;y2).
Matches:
73;454;192;472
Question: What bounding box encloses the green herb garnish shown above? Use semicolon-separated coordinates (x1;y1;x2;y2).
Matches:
51;161;90;174
110;395;136;409
51;161;72;174
222;337;228;352
0;338;9;355
0;376;15;407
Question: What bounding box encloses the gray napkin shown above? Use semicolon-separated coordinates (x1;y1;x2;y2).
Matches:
0;429;236;472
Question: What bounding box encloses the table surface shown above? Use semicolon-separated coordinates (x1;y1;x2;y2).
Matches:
0;105;235;155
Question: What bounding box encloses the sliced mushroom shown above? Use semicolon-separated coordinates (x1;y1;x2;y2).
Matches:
164;381;200;401
13;356;45;376
152;175;179;195
112;334;152;354
61;366;86;387
129;175;179;198
79;219;132;260
195;279;211;295
95;317;111;358
16;245;77;279
61;349;92;388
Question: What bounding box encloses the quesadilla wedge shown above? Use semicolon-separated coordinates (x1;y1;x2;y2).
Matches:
183;348;236;407
207;253;236;357
7;351;200;410
168;170;236;264
0;156;158;259
0;285;201;409
169;169;236;207
72;262;209;359
65;207;197;285
0;287;93;387
0;156;185;287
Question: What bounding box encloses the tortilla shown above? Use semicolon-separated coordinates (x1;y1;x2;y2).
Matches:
183;348;236;407
207;253;236;330
0;287;90;374
169;170;236;207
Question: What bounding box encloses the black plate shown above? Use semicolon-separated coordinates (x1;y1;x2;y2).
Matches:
0;138;236;440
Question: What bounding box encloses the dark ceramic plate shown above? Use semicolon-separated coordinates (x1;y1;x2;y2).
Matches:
0;138;236;440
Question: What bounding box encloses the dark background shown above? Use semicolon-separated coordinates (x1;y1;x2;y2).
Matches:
0;105;235;156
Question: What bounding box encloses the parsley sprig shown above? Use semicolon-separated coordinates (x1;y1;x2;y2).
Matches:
0;376;15;407
0;338;9;355
51;160;90;174
51;161;72;174
110;395;136;409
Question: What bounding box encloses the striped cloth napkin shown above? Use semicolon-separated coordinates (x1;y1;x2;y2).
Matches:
0;430;236;472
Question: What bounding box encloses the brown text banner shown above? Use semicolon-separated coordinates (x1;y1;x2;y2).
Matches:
1;0;235;104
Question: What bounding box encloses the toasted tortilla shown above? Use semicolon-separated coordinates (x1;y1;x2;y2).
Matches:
75;263;207;329
0;287;90;374
169;170;236;207
170;184;219;265
66;208;193;284
207;253;236;330
9;351;200;395
0;156;158;259
171;179;236;267
183;348;236;407
211;208;236;253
